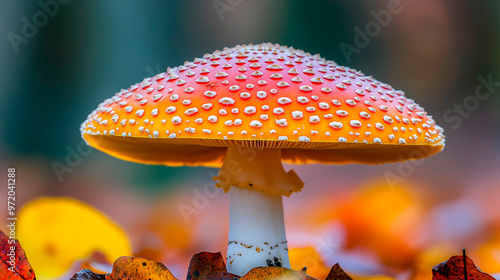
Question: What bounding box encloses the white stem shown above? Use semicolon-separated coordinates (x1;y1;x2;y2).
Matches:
213;147;304;276
227;186;290;275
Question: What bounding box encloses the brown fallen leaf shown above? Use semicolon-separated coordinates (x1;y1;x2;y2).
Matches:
432;250;495;280
186;252;239;280
326;263;352;280
0;228;36;280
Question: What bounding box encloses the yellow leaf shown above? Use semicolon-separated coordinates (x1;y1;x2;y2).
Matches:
17;197;131;278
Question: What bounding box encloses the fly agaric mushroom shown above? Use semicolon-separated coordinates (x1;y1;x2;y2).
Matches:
80;43;445;276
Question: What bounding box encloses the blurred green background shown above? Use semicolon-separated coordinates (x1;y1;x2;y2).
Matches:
1;0;500;278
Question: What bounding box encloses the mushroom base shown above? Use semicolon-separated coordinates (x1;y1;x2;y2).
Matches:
226;186;290;276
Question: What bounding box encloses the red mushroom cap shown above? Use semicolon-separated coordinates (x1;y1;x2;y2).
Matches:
81;43;445;167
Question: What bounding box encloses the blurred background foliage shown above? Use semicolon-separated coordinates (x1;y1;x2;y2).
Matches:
1;0;500;279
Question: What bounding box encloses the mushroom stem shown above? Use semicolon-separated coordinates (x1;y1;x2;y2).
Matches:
214;146;304;276
227;186;289;275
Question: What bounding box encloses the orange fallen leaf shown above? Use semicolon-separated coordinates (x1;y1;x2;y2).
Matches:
0;228;36;280
186;252;238;280
432;251;495;280
106;256;176;279
71;256;176;280
240;266;313;280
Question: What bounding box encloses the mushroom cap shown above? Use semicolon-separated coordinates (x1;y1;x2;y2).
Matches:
81;43;445;167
